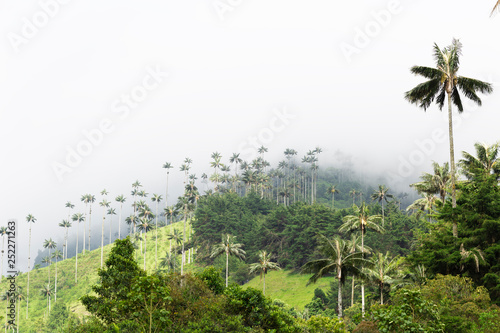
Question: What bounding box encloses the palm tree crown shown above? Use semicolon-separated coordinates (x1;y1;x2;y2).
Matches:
211;234;246;287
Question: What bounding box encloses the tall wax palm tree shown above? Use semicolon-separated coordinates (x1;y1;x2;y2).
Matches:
42;238;56;285
210;234;246;287
151;194;163;269
159;251;178;273
167;229;183;256
39;284;53;315
365;252;403;305
80;194;89;254
340;203;384;316
229;153;242;192
72;213;84;283
115;195;126;240
64;202;74;258
163;162;173;208
138;218;154;270
1;290;12;328
99;199;110;268
249;250;281;295
0;227;7;280
87;194;96;252
410;161;450;203
459;142;500;180
107;208;116;244
371;185;393;226
25;214;36;319
405;39;493;237
328;185;340;209
58;220;71;260
125;214;139;236
51;249;62;303
301;235;368;318
132;180;142;218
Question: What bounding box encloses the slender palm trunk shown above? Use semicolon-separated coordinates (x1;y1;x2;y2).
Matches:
26;225;31;319
380;282;384;305
263;272;266;296
65;227;68;260
101;213;105;268
75;221;79;283
447;92;458;237
361;228;365;317
144;231;147;271
381;202;385;227
338;272;343;318
54;259;58;303
181;205;187;275
155;203;158;270
48;250;51;286
88;206;92;252
83;204;87;254
118;203;122;240
225;248;229;287
109;214;112;244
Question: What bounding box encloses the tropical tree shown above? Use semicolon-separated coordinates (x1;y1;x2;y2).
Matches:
210;234;246;287
405;39;493;237
25;213;36;319
99;199;110;267
151;194;163;269
365;252;404;305
159;251;178;273
459;142;500;180
459;243;486;273
406;194;441;222
125;214;139;236
137;217;154;270
249;250;281;295
0;227;7;280
301;235;367;318
39;284;53;315
410;161;451;203
347;233;369;307
51;249;62;303
58;220;71;260
87;194;96;252
64;201;74;257
43;238;57;285
371;185;393;226
167;228;183;257
327;185;340;209
107;208;116;244
115;195;126;240
340;203;384;315
162;162;173;207
72;213;84;283
349;190;357;205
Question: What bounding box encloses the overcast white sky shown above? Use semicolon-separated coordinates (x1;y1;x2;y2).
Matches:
1;0;500;272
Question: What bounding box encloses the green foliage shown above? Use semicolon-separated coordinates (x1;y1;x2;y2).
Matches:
224;285;302;332
419;275;499;333
370;289;445;332
408;172;500;304
305;315;348;333
80;237;146;325
195;266;226;295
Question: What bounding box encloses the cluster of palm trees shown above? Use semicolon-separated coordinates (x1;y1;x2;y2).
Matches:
302;203;404;318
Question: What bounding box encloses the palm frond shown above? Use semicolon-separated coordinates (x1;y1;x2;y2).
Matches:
409;66;442;79
404;78;441;110
451;86;464;112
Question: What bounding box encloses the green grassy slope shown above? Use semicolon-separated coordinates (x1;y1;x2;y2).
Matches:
244;269;334;310
0;220;189;331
